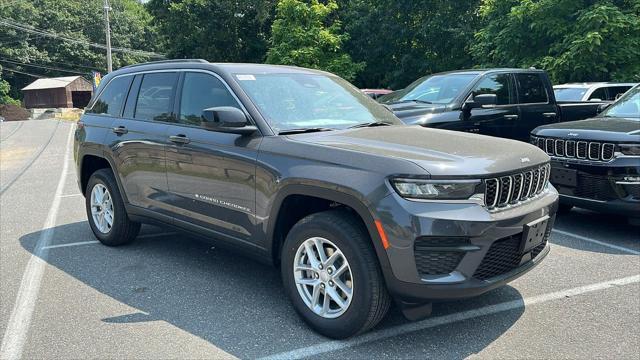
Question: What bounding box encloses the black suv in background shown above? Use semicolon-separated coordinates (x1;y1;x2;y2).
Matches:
75;60;558;338
380;68;603;142
531;85;640;225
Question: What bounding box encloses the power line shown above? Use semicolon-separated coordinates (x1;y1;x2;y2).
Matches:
0;17;164;58
0;58;88;75
1;66;45;78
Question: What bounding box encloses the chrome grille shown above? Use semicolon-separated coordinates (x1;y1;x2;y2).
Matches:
531;136;615;162
484;164;550;210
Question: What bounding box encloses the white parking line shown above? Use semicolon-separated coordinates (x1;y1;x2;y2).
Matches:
259;274;640;360
0;125;74;360
42;240;99;250
552;229;640;255
59;193;82;198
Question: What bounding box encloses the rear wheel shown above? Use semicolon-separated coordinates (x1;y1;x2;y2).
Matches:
281;210;390;338
85;169;140;246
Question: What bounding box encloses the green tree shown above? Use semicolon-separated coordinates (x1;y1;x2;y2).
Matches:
0;0;159;100
266;0;363;81
0;67;20;105
472;0;640;83
338;0;481;88
147;0;276;62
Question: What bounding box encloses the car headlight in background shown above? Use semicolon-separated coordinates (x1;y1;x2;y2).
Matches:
618;144;640;156
391;178;480;200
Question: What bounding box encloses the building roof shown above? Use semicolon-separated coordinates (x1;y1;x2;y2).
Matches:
22;76;84;91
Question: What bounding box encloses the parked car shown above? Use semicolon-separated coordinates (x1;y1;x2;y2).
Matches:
76;60;558;338
361;88;393;100
380;68;605;142
553;82;636;102
531;85;639;225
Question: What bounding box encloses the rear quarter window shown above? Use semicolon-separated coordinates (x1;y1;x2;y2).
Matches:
87;76;133;116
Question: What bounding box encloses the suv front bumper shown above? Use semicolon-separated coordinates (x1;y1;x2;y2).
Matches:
374;187;558;302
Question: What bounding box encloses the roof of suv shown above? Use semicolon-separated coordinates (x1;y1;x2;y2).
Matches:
116;59;331;76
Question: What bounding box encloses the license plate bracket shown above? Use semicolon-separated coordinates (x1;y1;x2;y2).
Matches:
522;216;549;253
550;167;577;187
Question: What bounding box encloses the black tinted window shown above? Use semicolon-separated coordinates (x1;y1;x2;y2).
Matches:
88;76;132;116
179;73;240;126
515;73;548;104
471;74;513;105
588;87;607;101
134;72;177;122
608;86;632;100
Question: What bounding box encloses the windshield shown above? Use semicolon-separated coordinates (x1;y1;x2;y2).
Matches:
602;86;640;119
233;73;400;132
554;87;588;101
379;73;478;104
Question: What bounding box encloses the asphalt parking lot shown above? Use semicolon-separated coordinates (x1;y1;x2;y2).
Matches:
1;119;639;359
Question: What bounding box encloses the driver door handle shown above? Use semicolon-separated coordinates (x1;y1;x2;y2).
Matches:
169;134;191;144
112;126;128;135
543;112;557;118
504;114;519;120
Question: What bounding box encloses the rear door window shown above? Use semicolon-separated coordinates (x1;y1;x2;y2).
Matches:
87;76;133;116
134;72;178;122
515;73;549;104
607;86;632;100
178;72;241;126
470;74;514;105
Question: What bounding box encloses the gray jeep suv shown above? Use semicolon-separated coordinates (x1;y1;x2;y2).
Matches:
75;60;558;338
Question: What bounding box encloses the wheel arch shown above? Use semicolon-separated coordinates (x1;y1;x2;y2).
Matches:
79;152;128;203
266;185;393;276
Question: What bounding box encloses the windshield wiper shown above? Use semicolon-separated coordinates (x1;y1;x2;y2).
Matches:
348;121;392;129
278;127;334;135
393;99;432;104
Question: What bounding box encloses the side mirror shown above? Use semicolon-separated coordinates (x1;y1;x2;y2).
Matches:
597;103;611;114
201;106;257;135
465;93;497;110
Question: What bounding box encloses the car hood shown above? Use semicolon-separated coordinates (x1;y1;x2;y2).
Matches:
385;102;448;123
289;126;549;177
533;117;640;141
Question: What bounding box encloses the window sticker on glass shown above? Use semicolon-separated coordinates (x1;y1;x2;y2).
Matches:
236;74;256;81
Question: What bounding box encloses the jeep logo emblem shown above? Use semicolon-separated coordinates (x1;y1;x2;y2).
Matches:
521;157;530;163
567;132;579;137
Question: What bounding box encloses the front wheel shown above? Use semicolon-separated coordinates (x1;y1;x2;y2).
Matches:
85;169;140;246
281;210;390;338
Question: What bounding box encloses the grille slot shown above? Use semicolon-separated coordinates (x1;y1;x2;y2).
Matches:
484;164;549;210
545;139;554;155
577;141;587;158
555;139;564;156
588;142;601;160
565;140;576;157
602;143;614;160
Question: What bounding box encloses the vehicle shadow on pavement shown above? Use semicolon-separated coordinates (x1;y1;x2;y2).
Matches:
21;221;525;358
552;209;640;255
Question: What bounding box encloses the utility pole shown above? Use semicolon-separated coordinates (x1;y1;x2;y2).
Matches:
103;0;112;73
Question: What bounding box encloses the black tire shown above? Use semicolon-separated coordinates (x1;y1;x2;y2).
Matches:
281;209;391;338
85;168;140;246
557;203;573;214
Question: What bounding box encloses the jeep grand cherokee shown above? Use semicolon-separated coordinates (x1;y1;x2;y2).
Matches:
75;60;558;338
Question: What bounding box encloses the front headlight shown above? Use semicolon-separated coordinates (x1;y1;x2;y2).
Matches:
618;144;640;156
391;178;480;200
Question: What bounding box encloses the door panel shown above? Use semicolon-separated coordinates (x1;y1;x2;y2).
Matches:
165;71;261;242
515;73;558;141
466;73;520;138
165;126;261;241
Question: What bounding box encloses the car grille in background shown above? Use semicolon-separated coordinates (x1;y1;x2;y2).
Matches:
532;136;614;162
414;237;468;276
575;174;619;201
484;164;550;210
473;224;550;281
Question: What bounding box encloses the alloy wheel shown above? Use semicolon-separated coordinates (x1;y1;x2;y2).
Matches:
293;237;354;318
90;183;114;234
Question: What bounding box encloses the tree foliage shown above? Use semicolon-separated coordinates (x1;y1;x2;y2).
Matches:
0;67;20;105
0;0;159;100
147;0;276;63
339;0;482;88
472;0;640;83
266;0;364;81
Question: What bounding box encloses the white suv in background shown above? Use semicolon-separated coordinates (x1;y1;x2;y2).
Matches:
554;82;637;102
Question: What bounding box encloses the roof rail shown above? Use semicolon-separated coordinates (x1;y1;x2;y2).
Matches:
119;59;209;70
